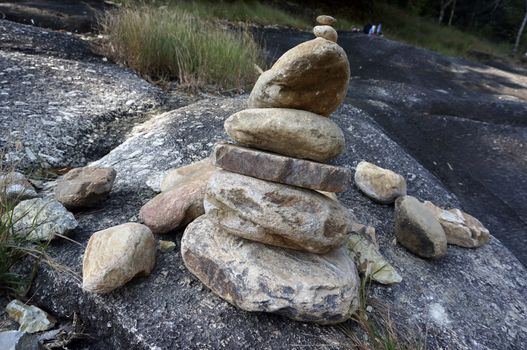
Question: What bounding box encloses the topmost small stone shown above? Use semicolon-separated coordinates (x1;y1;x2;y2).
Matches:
316;15;336;26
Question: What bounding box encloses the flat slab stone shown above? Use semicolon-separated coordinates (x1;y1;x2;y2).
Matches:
205;170;353;254
181;215;360;325
211;143;351;192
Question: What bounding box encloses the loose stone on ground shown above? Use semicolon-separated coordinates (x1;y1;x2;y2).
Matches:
10;198;78;241
348;224;402;285
424;201;490;248
0;172;37;204
354;161;407;204
139;180;206;234
82;223;156;294
181;215;360;324
5;300;55;334
55;166;116;209
211;143;351;192
395;195;447;258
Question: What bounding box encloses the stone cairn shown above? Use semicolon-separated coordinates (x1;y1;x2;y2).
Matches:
181;15;361;324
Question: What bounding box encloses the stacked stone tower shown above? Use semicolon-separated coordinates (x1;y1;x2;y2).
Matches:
181;16;360;324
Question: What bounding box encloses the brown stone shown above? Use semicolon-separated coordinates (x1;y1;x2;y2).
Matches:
181;215;360;324
248;38;350;116
316;15;337;25
55;166;116;209
354;161;407;204
224;108;345;162
82;223;156;294
160;158;216;192
211;143;351;192
395;196;447;259
424;201;490;248
139;181;205;234
204;170;353;253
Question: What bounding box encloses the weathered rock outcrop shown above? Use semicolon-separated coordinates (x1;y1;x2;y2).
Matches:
25;98;527;349
0;19;163;171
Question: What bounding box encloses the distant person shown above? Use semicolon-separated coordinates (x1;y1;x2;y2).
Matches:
376;23;382;36
363;23;372;34
369;25;376;35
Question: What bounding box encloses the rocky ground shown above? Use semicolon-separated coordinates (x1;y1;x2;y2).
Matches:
1;14;526;350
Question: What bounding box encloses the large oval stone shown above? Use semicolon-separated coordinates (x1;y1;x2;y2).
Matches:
224;108;345;162
248;38;350;116
204;170;353;253
181;215;360;324
82;223;156;293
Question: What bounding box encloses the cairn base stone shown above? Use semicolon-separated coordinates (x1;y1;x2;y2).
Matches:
181;215;360;325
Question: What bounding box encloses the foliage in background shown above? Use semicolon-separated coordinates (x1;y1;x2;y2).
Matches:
100;3;265;90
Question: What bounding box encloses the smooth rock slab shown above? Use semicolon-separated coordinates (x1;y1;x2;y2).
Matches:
395;196;447;258
211;143;351;192
224;108;345;162
139;181;205;234
354;161;407;204
82;223;156;294
0;172;37;204
313;25;338;42
160;158;216;192
10;198;78;241
248;38;350;116
55;166;116;209
205;170;353;253
181;215;360;324
6;300;55;334
424;201;490;248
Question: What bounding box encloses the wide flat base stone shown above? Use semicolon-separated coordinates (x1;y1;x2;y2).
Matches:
182;215;360;325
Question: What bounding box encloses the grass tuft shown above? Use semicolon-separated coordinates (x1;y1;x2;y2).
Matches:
338;276;426;350
99;4;265;90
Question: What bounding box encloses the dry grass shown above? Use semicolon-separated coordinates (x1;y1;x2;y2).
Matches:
338;277;427;350
99;5;265;90
0;164;80;296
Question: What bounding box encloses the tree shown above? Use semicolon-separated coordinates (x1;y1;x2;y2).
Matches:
439;0;454;23
448;0;457;25
513;0;527;53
